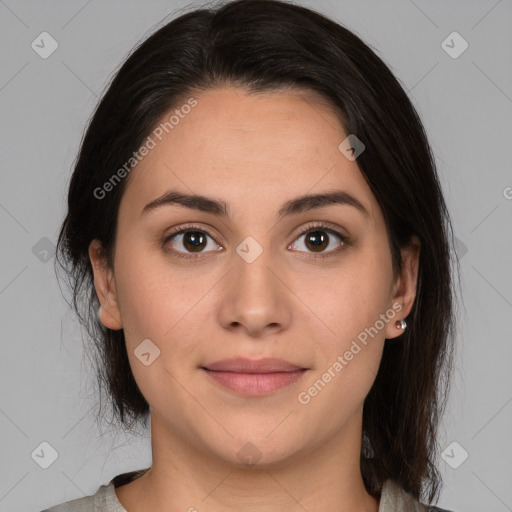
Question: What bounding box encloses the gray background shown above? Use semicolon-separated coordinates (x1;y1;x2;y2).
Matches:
0;0;511;511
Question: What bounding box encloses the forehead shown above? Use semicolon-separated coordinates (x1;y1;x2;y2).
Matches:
118;86;378;226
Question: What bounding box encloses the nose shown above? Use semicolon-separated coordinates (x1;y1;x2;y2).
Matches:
216;249;292;338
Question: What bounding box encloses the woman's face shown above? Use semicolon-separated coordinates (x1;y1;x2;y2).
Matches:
90;86;418;467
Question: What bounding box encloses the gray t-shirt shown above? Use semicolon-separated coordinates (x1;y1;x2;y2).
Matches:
40;468;453;512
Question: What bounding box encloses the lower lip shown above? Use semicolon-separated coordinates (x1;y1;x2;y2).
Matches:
202;369;307;395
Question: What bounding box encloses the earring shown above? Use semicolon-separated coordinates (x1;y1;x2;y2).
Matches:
395;319;407;330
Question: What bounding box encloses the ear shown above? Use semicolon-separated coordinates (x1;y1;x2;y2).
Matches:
385;235;421;340
88;239;123;330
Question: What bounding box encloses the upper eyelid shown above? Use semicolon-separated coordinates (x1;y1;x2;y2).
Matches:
165;221;347;245
295;222;345;237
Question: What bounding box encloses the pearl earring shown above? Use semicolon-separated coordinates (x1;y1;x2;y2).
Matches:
395;319;407;330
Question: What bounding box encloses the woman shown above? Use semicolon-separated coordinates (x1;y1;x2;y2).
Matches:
43;0;459;510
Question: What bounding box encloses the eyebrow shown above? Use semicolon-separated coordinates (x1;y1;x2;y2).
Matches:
141;189;370;221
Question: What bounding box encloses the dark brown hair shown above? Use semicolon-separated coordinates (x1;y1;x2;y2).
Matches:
55;0;459;504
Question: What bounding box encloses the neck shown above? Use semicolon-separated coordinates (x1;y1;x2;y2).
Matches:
115;410;379;512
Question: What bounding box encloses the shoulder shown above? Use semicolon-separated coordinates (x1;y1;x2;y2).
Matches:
39;468;149;512
39;484;115;512
379;480;456;512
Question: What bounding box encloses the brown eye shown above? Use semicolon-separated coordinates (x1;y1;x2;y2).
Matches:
164;227;222;258
289;226;347;257
303;230;330;252
181;231;208;252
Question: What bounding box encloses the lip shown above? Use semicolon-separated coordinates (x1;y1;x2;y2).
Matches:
201;357;308;396
203;357;305;373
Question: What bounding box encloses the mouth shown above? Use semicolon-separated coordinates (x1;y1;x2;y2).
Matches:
200;357;309;396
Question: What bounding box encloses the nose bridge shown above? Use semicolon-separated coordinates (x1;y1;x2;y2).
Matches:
232;238;282;306
216;237;291;335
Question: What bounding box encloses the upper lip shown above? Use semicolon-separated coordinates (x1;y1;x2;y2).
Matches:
202;357;306;373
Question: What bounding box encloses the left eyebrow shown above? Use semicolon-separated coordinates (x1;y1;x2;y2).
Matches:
140;189;370;221
277;190;370;221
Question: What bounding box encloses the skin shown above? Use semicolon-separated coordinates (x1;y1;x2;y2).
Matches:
89;86;420;512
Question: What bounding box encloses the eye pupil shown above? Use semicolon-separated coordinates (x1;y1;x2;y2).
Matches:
183;231;207;252
306;230;329;252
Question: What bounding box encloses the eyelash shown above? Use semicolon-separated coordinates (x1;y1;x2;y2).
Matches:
162;222;350;261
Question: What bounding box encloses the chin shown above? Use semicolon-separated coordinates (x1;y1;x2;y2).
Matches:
203;429;307;470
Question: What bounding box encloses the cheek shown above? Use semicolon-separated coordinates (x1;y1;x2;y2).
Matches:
299;265;393;421
308;252;393;354
113;248;215;388
297;265;390;420
113;240;192;338
115;261;204;412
